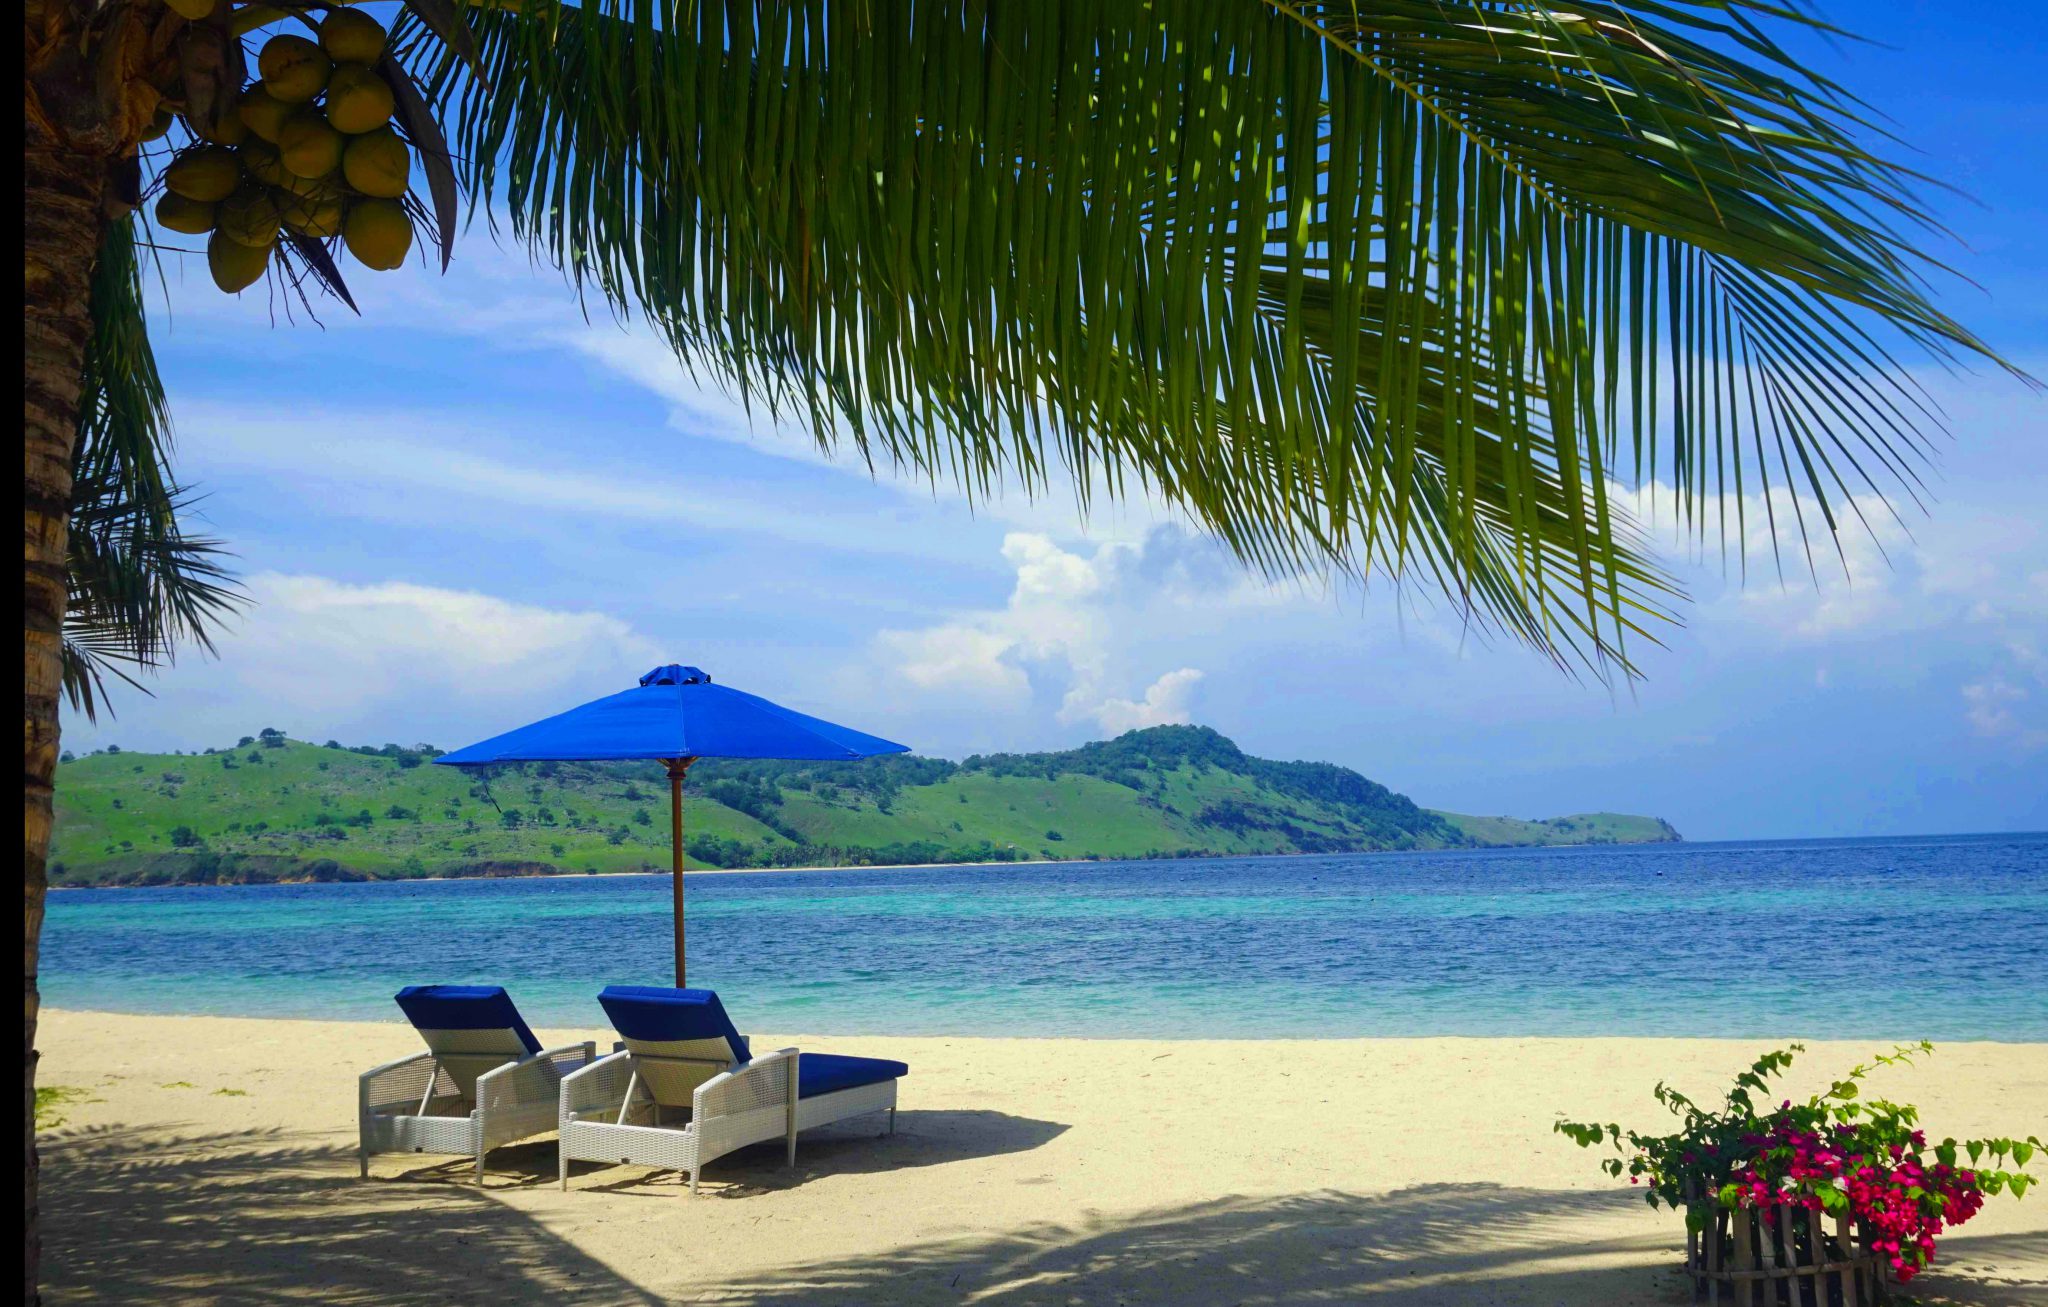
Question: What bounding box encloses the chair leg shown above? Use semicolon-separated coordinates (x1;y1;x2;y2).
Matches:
474;1151;486;1187
558;1147;569;1192
888;1106;897;1135
689;1167;700;1197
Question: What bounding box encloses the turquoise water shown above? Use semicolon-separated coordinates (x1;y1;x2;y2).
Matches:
40;833;2048;1039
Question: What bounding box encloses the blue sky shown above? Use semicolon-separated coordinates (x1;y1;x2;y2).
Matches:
72;2;2047;841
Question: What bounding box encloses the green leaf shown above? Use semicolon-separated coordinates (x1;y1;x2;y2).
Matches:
65;218;245;721
419;0;2027;678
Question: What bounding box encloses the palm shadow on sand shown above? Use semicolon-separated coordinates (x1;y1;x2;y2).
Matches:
38;1108;1071;1301
40;1122;660;1305
41;1124;2039;1306
718;1183;2045;1307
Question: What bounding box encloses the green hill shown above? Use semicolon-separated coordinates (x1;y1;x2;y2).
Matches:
1431;810;1683;847
48;725;1678;887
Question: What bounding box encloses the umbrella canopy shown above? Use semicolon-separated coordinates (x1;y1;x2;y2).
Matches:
436;664;908;764
437;664;908;983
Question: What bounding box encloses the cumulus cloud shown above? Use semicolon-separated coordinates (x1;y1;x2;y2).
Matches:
873;530;1261;734
875;622;1030;700
1090;668;1205;735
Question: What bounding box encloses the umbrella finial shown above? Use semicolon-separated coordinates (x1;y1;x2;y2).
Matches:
640;664;711;687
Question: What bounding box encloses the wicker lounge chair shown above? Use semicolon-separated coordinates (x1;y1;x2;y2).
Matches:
558;985;907;1193
358;984;593;1184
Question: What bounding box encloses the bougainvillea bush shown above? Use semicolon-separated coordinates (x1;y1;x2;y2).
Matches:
1557;1043;2039;1284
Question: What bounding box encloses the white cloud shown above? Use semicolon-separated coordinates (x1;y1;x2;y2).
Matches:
875;622;1030;700
1961;676;2047;752
1089;668;1205;735
67;573;661;752
232;572;660;710
875;532;1119;709
873;530;1258;731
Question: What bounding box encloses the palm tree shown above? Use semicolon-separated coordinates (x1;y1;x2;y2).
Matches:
20;0;2027;1294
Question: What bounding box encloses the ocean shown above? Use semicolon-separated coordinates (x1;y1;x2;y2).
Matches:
39;832;2048;1040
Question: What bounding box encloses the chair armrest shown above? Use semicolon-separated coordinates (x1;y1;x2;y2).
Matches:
559;1049;636;1122
693;1047;799;1123
359;1051;438;1115
477;1042;597;1115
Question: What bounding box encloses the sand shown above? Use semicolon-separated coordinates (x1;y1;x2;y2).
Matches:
33;1010;2048;1305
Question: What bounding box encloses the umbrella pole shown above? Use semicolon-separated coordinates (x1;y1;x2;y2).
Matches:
666;757;695;986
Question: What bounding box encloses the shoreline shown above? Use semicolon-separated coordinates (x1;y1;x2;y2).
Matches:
48;838;1697;890
40;1005;2048;1045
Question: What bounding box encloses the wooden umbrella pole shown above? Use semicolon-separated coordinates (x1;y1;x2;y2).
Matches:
667;757;696;986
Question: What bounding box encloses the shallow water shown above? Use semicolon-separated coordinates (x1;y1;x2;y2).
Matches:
40;833;2048;1039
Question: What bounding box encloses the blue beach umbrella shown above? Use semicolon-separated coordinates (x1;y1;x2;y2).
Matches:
437;664;908;984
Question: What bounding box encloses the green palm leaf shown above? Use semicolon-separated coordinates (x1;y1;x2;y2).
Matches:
66;217;243;721
411;2;2022;672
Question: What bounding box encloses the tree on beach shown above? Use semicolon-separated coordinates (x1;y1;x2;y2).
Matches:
21;1;2029;1296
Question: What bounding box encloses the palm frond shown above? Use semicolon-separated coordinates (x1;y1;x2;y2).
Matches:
415;0;2020;674
67;216;244;722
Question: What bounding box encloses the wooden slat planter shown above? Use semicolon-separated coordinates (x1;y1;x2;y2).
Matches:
1683;1182;1889;1306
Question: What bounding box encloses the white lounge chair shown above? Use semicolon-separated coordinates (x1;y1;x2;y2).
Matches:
558;985;906;1194
358;984;593;1184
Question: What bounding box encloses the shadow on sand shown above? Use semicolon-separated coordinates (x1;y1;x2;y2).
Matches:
41;1122;2041;1306
717;1184;2046;1307
724;1182;1685;1305
38;1108;1071;1302
575;1107;1072;1197
40;1122;658;1305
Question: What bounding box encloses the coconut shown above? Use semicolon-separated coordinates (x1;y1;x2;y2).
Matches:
259;34;332;105
319;8;388;65
279;192;347;239
216;186;285;248
238;85;294;144
343;198;412;270
324;65;396;135
164;146;241;202
238;138;289;188
184;106;248;147
140;107;174;142
164;0;217;19
154;192;217;236
208;231;271;292
342;127;411;198
278;113;345;180
279;168;346;200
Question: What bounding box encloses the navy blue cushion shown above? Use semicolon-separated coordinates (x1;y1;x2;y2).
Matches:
598;985;749;1065
393;984;541;1055
798;1053;910;1100
597;986;910;1094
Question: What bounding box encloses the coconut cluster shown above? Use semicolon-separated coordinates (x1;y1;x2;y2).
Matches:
154;10;416;293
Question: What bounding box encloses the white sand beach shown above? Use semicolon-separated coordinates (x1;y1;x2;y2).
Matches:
35;1010;2048;1305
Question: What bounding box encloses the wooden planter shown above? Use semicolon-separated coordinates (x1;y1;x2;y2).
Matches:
1683;1183;1890;1306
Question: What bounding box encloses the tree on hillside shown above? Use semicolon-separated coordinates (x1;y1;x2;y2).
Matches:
21;1;2030;1295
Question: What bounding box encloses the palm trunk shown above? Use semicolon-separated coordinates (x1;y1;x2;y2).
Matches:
24;117;110;1307
27;4;179;1292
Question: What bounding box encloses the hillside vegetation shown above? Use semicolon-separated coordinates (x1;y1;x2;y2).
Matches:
50;725;1677;887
